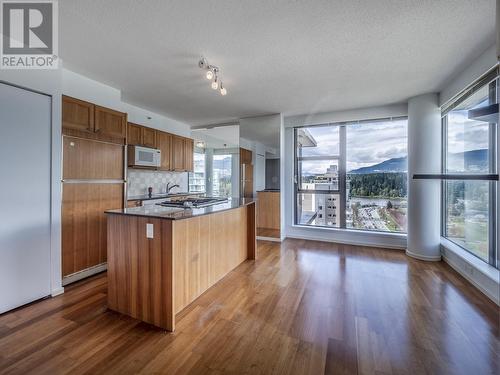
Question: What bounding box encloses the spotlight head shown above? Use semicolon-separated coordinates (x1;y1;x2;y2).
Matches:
198;57;207;69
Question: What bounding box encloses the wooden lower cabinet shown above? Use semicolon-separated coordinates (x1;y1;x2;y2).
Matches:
257;191;280;230
62;183;124;277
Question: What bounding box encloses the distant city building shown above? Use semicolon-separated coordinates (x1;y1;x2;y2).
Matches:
189;155;206;192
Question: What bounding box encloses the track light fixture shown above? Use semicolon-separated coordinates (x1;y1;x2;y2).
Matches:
199;56;227;96
220;82;227;96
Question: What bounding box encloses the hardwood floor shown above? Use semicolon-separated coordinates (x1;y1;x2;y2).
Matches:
0;239;498;374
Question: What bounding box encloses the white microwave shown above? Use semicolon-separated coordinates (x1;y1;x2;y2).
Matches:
128;145;161;168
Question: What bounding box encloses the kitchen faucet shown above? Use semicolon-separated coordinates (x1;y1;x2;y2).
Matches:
166;182;180;194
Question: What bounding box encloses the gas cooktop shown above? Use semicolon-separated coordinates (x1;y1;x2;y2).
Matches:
157;197;228;208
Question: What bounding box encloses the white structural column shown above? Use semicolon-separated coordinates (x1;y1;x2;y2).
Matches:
407;93;442;261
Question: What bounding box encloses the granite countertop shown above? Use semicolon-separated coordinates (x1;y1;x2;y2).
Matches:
127;192;200;201
107;198;256;220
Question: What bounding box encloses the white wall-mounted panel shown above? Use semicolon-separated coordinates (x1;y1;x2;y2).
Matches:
0;83;52;313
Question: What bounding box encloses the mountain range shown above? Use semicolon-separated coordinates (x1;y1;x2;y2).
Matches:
348;149;488;174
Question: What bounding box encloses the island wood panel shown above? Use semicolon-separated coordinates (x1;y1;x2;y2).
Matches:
257;191;280;230
106;203;256;331
63;136;124;180
247;201;257;259
107;215;174;331
62;183;124;276
172;206;250;314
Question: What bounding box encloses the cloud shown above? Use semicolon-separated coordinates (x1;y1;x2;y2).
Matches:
300;119;408;173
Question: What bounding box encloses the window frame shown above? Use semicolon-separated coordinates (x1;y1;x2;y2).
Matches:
188;149;206;193
294;117;408;233
441;69;498;268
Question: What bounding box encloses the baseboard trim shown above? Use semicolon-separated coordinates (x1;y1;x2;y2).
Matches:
62;263;107;286
257;236;282;242
285;234;406;250
405;249;442;262
443;253;499;305
51;287;65;297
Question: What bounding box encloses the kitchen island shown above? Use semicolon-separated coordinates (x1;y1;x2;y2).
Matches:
105;198;256;331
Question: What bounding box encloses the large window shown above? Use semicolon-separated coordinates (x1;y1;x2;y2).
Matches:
295;118;408;233
189;151;206;193
442;71;498;267
213;154;232;197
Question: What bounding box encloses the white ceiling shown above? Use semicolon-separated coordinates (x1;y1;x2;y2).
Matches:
60;0;496;127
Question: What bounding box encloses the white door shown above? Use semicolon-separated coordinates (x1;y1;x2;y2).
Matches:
0;83;51;313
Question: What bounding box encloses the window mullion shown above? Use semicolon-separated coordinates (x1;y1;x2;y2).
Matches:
339;126;347;228
488;80;497;266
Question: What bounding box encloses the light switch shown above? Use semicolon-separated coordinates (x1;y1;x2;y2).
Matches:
146;223;154;238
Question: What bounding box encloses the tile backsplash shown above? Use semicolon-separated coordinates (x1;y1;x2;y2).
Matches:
127;169;188;197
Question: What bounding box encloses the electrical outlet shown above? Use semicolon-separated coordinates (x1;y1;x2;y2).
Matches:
146;223;154;239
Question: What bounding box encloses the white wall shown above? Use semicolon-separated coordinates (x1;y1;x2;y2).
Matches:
62;69;191;137
240;114;281;154
439;44;497;106
284;103;408;128
282;104;409;249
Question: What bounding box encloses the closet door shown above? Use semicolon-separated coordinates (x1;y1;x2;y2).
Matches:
0;83;52;313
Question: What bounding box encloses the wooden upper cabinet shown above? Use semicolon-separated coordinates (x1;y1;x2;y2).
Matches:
94;106;127;139
62;95;94;133
62;95;127;144
142;127;157;148
184;138;194;172
127;122;157;148
157;131;172;171
127;123;142;145
172;136;185;171
240;148;252;165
